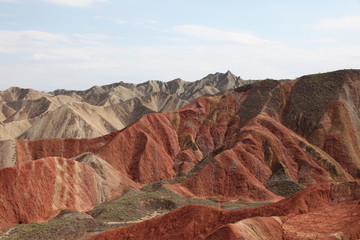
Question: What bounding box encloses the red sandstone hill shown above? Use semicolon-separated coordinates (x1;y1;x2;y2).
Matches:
1;69;360;237
89;180;360;239
0;156;137;229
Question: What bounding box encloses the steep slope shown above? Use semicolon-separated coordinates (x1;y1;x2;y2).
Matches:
51;71;246;106
104;91;189;128
4;95;75;123
17;102;126;139
0;157;136;229
0;140;16;169
205;217;284;240
9;70;357;201
0;120;32;140
0;103;15;122
89;180;360;240
177;70;244;100
283;70;360;177
1;69;360;236
0;95;76;139
0;71;243;140
13;106;339;202
16;92;188;140
132;91;189;113
0;87;50;103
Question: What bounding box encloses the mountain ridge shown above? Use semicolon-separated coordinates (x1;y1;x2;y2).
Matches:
0;71;248;140
1;69;360;239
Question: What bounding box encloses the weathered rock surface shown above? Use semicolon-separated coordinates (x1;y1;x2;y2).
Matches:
5;71;359;193
1;69;360;238
0;156;135;229
0;71;246;140
89;181;360;240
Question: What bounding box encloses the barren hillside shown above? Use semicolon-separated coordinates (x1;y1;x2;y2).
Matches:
0;71;247;140
0;70;359;240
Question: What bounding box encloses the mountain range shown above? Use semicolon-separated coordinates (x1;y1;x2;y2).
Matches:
0;71;248;140
0;69;359;239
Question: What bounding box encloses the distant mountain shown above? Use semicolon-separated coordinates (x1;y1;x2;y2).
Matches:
51;70;246;104
17;92;188;139
0;71;248;140
50;70;246;105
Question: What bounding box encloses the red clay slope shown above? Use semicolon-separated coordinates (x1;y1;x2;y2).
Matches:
12;98;324;203
15;113;181;185
13;72;356;202
283;70;360;177
89;180;360;240
166;112;352;201
2;69;360;230
0;156;133;229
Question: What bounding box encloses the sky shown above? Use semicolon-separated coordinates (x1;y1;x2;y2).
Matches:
0;0;360;91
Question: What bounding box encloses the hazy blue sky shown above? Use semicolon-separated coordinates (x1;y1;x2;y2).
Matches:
1;0;360;90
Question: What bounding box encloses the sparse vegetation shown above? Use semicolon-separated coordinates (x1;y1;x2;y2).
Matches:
267;87;282;116
284;71;347;136
236;79;280;126
0;187;220;240
88;187;218;223
221;201;273;210
0;218;110;240
265;167;306;197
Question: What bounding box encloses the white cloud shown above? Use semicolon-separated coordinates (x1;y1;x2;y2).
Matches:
308;38;337;43
0;28;359;91
0;0;19;2
94;15;127;25
94;16;159;29
316;16;360;30
174;25;268;45
73;33;114;40
21;30;70;42
113;18;127;25
0;30;123;57
167;37;188;42
32;48;92;61
40;0;109;7
133;18;159;29
0;30;70;53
